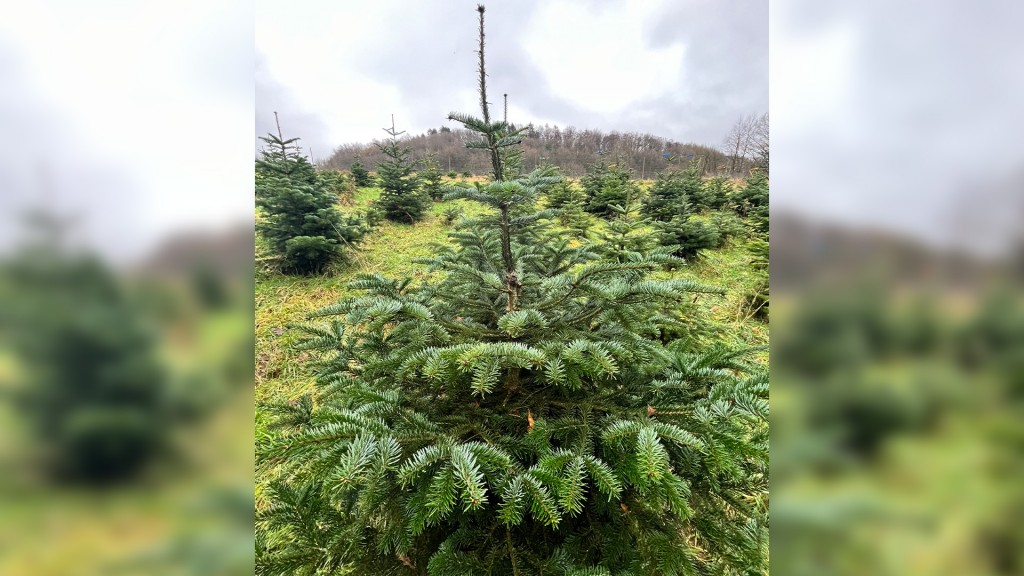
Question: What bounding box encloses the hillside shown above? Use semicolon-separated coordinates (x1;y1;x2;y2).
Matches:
323;124;746;178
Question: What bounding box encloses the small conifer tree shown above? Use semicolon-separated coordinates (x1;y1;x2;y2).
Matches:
739;239;769;322
1;213;171;484
656;216;722;261
555;194;591;239
733;168;768;236
374;116;430;223
317;168;356;205
419;153;446;201
256;114;317;186
582;158;640;218
697;173;734;211
543;163;587;211
596;190;678;265
257;5;768;575
350;156;375;187
256;128;369;275
642;163;701;222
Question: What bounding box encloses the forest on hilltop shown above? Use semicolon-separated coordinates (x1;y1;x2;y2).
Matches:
323;123;760;178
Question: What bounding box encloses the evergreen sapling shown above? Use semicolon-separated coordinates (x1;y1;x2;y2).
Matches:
375;116;430;223
256;128;369;275
350;156;375;187
419;153;446;201
583;158;639;218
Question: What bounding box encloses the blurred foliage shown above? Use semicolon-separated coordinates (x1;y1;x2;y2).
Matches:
0;213;254;574
0;222;169;484
773;275;1024;575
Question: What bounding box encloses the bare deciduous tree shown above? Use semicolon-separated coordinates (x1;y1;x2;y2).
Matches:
723;113;761;175
751;113;769;175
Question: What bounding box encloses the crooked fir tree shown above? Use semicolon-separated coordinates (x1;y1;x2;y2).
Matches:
257;6;768;575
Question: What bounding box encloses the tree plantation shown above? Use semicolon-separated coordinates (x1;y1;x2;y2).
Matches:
255;5;768;575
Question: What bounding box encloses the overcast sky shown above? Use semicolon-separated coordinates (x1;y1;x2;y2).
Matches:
255;0;768;157
0;0;253;262
771;0;1024;256
2;1;1021;262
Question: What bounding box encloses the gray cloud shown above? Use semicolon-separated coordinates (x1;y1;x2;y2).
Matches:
348;1;549;134
772;0;1024;254
255;52;334;162
0;42;141;261
644;0;768;144
339;0;764;145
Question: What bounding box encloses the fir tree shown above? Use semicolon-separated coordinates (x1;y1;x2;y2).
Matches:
542;162;586;211
596;190;678;265
583;158;640;218
374;115;430;223
655;216;722;261
733;168;768;236
419;153;446;201
555;195;592;239
256;130;369;275
257;5;768;575
545;179;584;210
256;113;317;186
351;156;375;187
642;163;701;223
0;213;171;484
739;239;769;322
317;168;356;205
697;173;734;211
543;165;591;237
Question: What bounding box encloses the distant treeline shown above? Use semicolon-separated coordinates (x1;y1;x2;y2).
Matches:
323;124;750;178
